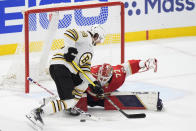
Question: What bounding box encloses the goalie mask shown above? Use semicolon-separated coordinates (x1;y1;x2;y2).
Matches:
97;63;113;86
90;24;105;46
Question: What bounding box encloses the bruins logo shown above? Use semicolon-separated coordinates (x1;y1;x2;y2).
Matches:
79;52;92;66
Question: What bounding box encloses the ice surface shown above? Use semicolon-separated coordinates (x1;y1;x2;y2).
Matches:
0;36;196;131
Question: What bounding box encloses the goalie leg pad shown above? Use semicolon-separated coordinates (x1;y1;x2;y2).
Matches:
104;91;162;111
104;95;146;110
74;92;163;111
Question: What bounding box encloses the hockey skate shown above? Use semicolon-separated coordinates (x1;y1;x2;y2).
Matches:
67;107;80;116
26;108;44;130
68;107;100;121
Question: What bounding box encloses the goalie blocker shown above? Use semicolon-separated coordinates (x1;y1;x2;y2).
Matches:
76;91;163;111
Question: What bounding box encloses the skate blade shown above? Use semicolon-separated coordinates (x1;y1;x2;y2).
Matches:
26;115;43;131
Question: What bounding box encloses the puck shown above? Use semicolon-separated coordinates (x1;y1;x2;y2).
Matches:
80;119;86;122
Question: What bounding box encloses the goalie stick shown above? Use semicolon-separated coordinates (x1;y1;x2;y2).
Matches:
105;97;146;118
27;77;99;121
72;61;146;119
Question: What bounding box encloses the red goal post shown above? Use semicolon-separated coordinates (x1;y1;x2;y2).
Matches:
24;1;125;93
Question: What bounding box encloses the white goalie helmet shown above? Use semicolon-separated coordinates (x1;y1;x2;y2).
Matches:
90;24;105;44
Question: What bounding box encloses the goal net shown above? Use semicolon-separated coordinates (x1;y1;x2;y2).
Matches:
3;1;124;93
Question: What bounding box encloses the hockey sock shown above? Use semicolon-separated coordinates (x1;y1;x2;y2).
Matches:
42;99;79;115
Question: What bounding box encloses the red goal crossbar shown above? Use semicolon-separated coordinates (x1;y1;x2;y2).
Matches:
24;1;125;93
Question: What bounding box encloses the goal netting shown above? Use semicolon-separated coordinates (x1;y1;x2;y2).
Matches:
2;1;124;93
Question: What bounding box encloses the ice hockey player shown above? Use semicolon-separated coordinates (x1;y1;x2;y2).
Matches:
26;25;105;129
86;58;162;110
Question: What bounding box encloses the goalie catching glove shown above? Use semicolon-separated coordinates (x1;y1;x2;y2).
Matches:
139;58;157;72
64;47;78;62
88;81;104;98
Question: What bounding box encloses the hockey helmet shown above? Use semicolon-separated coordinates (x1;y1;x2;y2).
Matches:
97;63;113;86
90;24;105;45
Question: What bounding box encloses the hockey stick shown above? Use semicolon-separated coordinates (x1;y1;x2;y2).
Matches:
72;61;146;119
27;77;57;96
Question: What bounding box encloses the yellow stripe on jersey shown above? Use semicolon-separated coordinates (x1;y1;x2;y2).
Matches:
85;62;91;66
82;65;91;70
52;53;64;59
53;53;64;56
64;29;79;41
51;58;65;61
51;101;57;113
61;100;67;110
72;90;83;97
57;100;62;111
52;53;64;60
72;29;79;40
75;87;85;93
80;64;91;72
80;65;90;68
83;70;91;73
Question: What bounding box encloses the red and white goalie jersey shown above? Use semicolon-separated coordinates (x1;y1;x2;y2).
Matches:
76;58;160;111
87;60;141;94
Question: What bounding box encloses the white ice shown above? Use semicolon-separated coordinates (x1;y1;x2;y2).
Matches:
0;36;196;131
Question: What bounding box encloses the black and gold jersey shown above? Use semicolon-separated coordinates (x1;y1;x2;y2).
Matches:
50;28;94;75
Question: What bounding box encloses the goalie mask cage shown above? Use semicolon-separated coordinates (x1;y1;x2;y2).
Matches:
22;1;125;93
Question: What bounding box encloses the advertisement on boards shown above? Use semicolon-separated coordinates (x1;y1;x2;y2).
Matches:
0;0;196;45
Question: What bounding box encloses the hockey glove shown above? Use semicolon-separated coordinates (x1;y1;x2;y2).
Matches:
64;47;78;62
89;81;104;98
